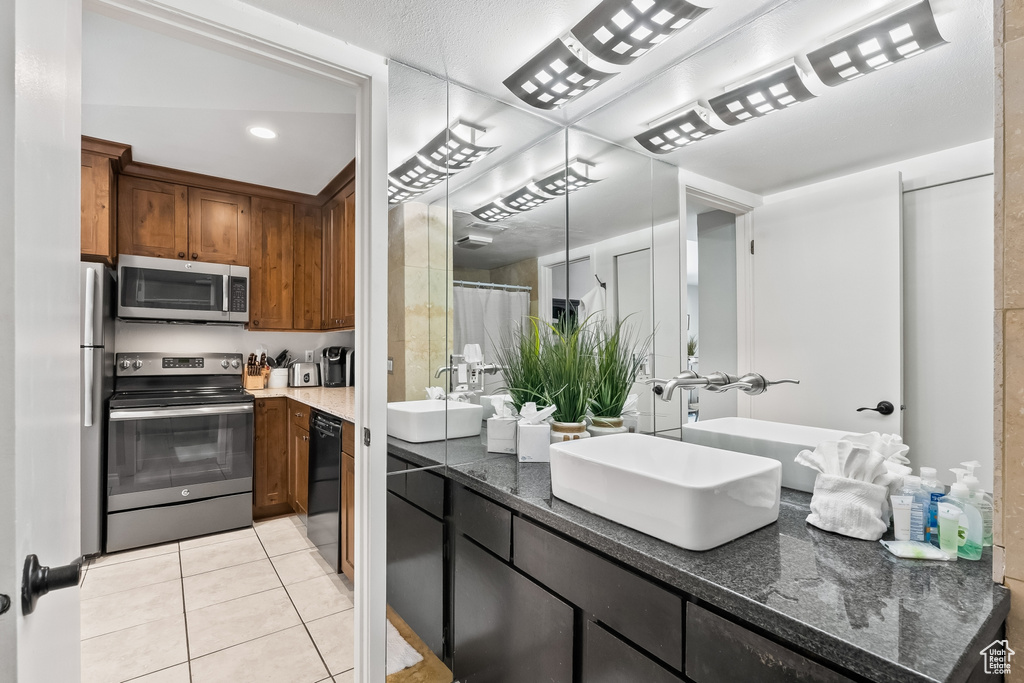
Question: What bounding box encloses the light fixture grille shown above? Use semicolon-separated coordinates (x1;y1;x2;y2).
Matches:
501;185;558;212
388;179;423;205
503;39;616;110
419;128;498;171
635;107;724;153
708;65;816;126
472;202;520;223
389;155;450;191
572;0;708;66
535;165;599;195
806;1;946;86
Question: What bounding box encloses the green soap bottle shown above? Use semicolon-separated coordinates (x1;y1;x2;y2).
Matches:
939;470;983;561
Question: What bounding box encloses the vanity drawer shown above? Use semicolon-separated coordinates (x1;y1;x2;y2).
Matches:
289;400;310;431
582;620;684;683
513;517;683;671
685;604;854;683
386;456;407;497
453;484;512;561
405;466;444;519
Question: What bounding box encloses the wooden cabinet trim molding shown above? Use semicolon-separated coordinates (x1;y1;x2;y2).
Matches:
81;136;132;169
120;161;321;207
315;159;356;205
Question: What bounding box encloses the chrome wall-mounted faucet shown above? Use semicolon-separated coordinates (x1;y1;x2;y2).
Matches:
648;371;799;402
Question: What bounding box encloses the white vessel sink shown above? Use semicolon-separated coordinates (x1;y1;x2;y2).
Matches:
387;400;483;443
680;417;848;493
550;433;781;551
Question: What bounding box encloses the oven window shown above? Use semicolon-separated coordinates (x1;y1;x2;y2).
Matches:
108;410;253;496
121;267;225;312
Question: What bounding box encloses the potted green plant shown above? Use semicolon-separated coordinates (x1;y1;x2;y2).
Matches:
537;317;600;442
687;334;698;359
589;318;653;437
493;319;548;414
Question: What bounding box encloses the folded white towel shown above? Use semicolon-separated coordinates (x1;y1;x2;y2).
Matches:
806;474;889;541
842;431;910;465
386;619;424;675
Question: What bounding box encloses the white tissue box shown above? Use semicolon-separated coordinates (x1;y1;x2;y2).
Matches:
487;417;517;454
517;422;551;462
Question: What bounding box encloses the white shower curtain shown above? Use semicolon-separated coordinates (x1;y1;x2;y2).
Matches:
453;285;530;395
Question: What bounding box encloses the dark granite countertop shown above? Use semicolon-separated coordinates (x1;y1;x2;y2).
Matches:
387;432;1010;683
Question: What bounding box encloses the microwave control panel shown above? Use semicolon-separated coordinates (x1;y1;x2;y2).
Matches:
229;277;248;313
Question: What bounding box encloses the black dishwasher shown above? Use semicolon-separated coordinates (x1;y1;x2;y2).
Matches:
308;409;342;572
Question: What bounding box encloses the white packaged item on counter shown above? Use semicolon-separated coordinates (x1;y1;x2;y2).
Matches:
880;540;956;561
487;396;517;454
517;402;556;463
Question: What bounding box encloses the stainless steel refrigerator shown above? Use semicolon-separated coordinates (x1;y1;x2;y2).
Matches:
81;262;115;557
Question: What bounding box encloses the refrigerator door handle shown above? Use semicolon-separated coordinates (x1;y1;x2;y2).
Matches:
83;351;94;428
83;267;96;346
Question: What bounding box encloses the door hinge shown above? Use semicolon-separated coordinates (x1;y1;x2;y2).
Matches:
750;239;755;255
363;427;371;447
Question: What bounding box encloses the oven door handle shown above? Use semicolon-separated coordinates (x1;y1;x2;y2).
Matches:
109;403;254;421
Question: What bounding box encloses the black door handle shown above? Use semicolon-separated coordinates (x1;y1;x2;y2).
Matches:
857;401;895;416
22;555;81;615
0;594;10;616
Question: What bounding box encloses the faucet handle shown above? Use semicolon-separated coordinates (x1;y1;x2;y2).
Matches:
766;378;800;386
718;381;754;392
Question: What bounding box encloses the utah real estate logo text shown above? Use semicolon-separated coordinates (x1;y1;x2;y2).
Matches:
980;639;1014;675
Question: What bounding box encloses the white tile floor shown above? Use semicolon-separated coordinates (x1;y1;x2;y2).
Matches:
80;516;354;683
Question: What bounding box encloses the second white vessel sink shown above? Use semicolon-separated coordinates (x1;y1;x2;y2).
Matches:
550;433;781;551
680;417;848;493
387;400;483;443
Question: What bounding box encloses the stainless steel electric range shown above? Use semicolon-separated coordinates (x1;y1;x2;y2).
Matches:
106;352;254;553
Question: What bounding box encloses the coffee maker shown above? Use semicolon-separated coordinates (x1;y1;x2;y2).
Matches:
322;346;354;387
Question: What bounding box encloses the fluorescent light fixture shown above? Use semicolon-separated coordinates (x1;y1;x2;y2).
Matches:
419;121;498;171
472;202;520;223
501;184;558;212
248;126;277;139
503;39;616;110
708;63;817;126
572;0;708;66
455;235;494;250
389;155;449;192
635;104;725;153
806;1;946;86
534;158;599;195
388;178;423;205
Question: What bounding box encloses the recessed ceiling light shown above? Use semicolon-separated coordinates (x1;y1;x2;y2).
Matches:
635;105;726;153
708;64;817;126
806;1;946;86
572;0;709;66
248;126;277;139
503;38;616;110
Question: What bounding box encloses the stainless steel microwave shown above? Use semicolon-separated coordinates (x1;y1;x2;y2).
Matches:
117;255;249;324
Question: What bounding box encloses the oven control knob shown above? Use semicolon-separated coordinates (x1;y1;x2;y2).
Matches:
119;359;131;370
230;359;241;369
132;360;143;370
181;489;190;497
221;359;230;369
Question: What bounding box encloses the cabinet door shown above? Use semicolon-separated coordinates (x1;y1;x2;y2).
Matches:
293;204;323;330
117;176;189;259
341;451;355;580
249;197;294;330
81;152;116;263
188;188;250;265
454;535;574;683
254;398;289;515
340;188;355;328
582;621;684;683
290;426;310;515
321;193;344;329
387;492;444;658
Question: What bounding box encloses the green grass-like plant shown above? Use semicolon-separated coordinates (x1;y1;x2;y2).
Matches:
538;317;600;424
591;317;653;419
492;319;548;414
687;334;698;358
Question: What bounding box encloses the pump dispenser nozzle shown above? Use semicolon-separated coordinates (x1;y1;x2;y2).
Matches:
949;468;970;499
961;460;983;477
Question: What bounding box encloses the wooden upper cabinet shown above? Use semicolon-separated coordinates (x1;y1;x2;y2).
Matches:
249;197;295;330
322;182;354;330
188;188;250;266
293;204;323;331
117;176;189;260
81;152;116;263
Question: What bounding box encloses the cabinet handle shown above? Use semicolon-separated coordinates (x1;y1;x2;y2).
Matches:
302;435;309;441
191;253;198;260
295;412;303;417
252;320;260;327
178;252;185;259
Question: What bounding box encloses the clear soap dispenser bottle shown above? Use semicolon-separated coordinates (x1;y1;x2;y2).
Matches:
960;460;994;547
939;469;983;560
919;467;945;546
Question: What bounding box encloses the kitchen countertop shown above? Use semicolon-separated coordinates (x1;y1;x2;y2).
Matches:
387;432;1010;683
247;386;355;422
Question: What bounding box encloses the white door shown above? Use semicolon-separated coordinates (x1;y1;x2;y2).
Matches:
1;0;84;679
614;249;656;432
750;170;903;434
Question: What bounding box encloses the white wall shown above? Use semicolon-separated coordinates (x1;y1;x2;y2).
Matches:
903;175;994;491
115;320;353;361
696;211;738;420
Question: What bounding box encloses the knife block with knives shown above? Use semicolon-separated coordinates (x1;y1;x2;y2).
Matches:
243;352;270;390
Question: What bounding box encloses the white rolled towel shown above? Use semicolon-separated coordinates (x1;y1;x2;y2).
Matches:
805;474;889;541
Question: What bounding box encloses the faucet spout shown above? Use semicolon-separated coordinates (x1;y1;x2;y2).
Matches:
434;366;452;379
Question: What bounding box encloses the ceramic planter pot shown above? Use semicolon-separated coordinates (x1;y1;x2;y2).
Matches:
551;421;590;443
588;416;628;437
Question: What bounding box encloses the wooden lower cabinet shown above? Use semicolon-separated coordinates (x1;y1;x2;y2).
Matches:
253;397;290;518
341;451;355;578
289;426;310;516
